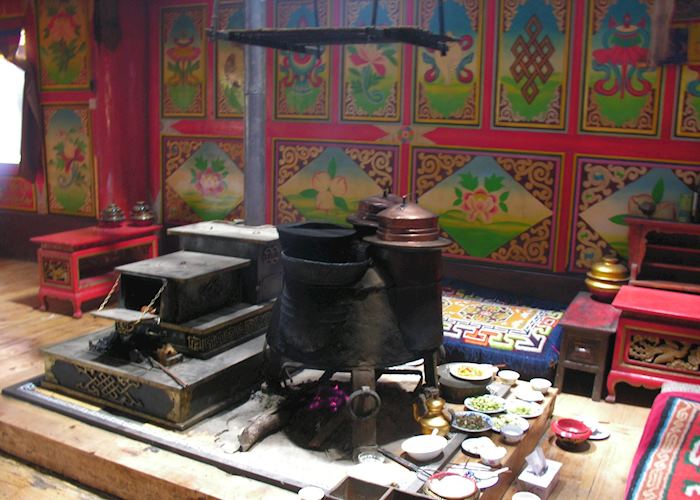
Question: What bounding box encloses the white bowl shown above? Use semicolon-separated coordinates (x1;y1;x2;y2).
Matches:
479;446;507;467
501;424;525;444
530;378;552;394
497;370;520;386
401;434;448;461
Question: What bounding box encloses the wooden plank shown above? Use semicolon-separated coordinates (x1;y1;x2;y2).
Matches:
0;397;294;500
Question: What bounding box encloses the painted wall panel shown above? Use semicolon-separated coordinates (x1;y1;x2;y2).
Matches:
494;0;571;130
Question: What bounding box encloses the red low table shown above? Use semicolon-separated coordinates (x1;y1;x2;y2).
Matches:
606;285;700;402
30;225;160;318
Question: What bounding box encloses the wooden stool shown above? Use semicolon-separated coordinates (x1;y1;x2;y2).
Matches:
554;292;620;401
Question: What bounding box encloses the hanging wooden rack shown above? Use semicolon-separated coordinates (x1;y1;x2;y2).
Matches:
208;0;456;55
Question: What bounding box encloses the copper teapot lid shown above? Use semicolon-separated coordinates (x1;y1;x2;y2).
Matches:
364;197;450;248
347;190;402;227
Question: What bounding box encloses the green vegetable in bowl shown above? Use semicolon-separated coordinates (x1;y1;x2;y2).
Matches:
465;395;505;412
509;405;531;416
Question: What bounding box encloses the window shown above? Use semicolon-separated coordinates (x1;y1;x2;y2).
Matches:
0;29;25;170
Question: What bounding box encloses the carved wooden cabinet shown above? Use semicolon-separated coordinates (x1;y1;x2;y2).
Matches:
606;285;700;402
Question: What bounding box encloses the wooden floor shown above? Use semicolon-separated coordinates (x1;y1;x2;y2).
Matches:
0;258;652;499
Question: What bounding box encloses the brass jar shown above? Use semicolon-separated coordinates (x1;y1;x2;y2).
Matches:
585;255;630;302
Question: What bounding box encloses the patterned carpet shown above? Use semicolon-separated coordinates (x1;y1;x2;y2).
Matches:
626;391;700;499
441;283;564;380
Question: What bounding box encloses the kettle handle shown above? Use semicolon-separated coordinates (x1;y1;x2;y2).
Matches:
412;393;428;422
443;407;454;423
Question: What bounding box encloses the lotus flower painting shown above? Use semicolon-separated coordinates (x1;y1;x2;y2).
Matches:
164;139;244;223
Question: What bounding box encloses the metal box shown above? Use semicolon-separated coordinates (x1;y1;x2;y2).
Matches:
168;222;281;304
116;251;250;324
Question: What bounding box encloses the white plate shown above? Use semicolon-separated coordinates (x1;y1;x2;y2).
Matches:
449;363;494;381
588;427;611;440
464;395;507;414
461;436;496;456
490;413;530;433
452;411;493;433
513;388;545;403
505;400;544;419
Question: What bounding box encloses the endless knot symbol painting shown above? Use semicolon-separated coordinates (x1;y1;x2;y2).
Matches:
510;16;554;104
76;366;143;408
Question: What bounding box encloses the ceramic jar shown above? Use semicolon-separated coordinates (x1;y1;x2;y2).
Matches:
129;201;155;226
98;203;125;228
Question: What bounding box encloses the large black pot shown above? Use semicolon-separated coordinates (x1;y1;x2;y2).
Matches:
276;222;356;263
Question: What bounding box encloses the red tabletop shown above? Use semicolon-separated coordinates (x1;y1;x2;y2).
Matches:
560;291;621;333
612;285;700;324
30;225;161;251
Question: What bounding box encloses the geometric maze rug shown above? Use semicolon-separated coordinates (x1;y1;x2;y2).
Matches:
441;285;564;380
442;287;563;354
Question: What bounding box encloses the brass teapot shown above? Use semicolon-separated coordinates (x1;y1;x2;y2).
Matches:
413;388;452;436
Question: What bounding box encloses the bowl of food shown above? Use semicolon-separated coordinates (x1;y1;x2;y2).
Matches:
401;434;448;461
464;394;507;414
425;472;479;500
452;411;493;433
479;445;507;467
500;424;525;444
551;418;592;446
497;369;520;386
530;378;552;394
449;362;495;381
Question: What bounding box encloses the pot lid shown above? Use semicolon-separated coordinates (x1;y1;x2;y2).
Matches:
347;190;402;227
588;255;629;281
364;197;450;248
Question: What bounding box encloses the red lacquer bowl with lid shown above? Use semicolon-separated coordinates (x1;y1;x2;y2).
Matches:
551;418;592;445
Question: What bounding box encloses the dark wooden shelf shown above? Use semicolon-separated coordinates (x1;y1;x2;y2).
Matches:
630;279;700;294
647;243;700;256
644;262;700;272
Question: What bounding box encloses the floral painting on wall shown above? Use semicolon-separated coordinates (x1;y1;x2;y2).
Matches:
216;1;245;118
0;176;36;212
274;139;398;225
581;0;661;135
274;0;330;120
675;64;700;138
162;136;244;224
569;156;700;272
37;0;91;90
43;105;95;216
414;0;483;126
494;0;571;130
340;0;402;122
413;147;562;269
161;5;207;118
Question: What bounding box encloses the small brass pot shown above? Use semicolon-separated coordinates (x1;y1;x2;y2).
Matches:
585;255;629;302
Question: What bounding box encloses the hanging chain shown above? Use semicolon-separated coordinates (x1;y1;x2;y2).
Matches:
98;275;165;326
136;282;167;324
98;275;121;311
